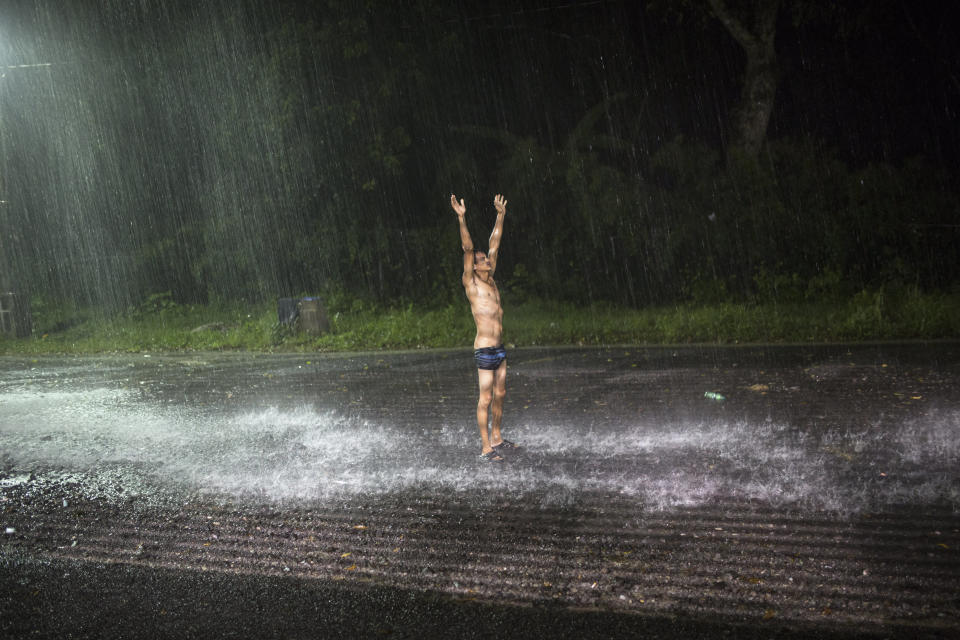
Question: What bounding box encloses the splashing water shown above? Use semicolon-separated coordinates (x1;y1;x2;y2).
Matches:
1;382;956;515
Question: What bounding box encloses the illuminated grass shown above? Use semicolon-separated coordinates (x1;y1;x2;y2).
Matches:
1;290;957;354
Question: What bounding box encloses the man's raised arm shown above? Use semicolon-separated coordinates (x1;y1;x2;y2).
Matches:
487;194;507;273
451;194;474;285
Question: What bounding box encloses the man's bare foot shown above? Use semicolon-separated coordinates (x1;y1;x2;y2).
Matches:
479;450;504;462
492;439;520;452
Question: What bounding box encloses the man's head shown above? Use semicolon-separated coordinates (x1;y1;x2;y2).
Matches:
473;249;491;273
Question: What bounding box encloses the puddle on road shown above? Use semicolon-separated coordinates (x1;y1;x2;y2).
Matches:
1;385;957;514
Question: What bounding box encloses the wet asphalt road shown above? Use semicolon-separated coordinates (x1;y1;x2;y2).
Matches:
1;343;959;638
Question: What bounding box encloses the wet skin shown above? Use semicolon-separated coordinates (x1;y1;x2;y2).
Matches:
452;193;510;455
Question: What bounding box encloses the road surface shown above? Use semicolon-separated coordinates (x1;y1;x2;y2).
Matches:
2;344;958;638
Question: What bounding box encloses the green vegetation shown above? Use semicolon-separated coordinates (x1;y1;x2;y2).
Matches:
3;288;957;356
4;3;958;317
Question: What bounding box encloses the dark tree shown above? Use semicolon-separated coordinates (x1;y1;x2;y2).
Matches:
706;0;780;161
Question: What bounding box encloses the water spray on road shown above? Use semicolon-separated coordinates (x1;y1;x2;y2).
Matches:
1;353;957;515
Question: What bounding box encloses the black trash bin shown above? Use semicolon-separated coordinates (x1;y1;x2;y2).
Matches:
277;297;300;326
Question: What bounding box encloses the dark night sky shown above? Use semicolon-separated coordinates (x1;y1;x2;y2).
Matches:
474;0;960;169
770;1;960;168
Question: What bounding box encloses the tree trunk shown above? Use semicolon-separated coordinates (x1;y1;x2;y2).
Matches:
707;0;780;161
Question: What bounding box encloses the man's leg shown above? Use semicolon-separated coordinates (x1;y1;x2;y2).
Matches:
489;360;507;447
476;368;495;453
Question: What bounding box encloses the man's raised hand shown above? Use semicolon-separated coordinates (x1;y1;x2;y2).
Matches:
451;194;466;217
494;194;507;216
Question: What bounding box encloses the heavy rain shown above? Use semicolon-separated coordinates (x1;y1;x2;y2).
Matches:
1;1;958;638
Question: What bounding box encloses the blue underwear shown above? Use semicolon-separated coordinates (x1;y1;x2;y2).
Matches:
474;345;507;370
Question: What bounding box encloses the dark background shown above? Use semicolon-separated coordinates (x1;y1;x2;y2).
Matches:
0;0;957;311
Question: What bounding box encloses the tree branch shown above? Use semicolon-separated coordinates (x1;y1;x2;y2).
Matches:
705;0;756;51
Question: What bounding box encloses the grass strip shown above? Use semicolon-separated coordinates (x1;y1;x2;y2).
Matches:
1;291;957;355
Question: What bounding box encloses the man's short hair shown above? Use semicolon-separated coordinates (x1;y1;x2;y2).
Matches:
473;248;487;258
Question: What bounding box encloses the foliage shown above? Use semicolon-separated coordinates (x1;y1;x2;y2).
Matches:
2;289;957;356
127;291;182;319
2;0;957;317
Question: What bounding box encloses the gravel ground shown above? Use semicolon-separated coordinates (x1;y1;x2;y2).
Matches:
2;344;959;638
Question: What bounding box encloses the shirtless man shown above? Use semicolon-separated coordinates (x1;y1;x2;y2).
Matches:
451;193;519;461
